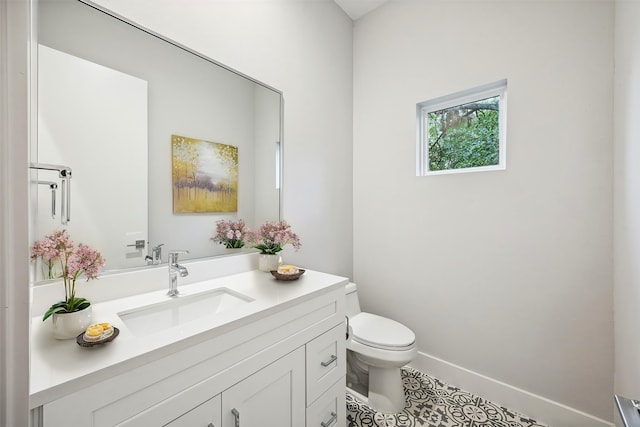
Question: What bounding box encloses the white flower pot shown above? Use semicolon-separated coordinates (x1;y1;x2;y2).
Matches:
51;306;92;339
258;254;281;272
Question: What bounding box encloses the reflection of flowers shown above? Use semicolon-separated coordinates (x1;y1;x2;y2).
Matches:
248;221;302;255
30;230;105;321
211;219;249;249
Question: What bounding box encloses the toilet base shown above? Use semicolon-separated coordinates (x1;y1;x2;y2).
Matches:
346;349;409;414
368;366;406;414
346;349;369;396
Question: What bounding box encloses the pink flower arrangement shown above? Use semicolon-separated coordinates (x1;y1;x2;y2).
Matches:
211;219;250;249
248;220;302;255
30;229;105;321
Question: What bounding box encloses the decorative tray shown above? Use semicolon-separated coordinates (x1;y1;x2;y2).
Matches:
76;327;120;347
270;269;306;281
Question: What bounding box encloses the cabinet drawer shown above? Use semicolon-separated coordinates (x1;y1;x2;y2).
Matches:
306;323;345;405
306;378;345;427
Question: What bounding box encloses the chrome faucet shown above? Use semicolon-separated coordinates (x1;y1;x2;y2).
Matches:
168;250;189;297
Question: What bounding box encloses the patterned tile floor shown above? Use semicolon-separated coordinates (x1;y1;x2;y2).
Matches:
346;367;550;427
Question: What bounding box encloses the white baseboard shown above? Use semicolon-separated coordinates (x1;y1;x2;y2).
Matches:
408;351;613;427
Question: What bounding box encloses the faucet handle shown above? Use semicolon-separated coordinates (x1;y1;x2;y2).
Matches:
168;250;189;264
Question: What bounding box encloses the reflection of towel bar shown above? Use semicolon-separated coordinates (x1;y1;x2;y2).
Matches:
30;163;72;224
35;180;58;219
127;240;146;250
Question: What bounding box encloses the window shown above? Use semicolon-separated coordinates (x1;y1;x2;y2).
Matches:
417;79;507;175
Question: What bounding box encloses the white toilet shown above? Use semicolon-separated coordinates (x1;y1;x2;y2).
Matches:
345;282;417;414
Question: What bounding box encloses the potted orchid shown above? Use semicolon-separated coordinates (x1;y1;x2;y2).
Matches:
31;230;105;338
211;219;250;249
248;220;301;271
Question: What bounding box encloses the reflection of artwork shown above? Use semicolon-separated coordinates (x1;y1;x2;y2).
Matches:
172;135;238;213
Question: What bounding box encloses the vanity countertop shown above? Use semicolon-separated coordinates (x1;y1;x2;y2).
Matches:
29;268;347;409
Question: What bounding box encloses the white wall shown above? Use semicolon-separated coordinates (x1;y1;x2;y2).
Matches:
614;0;640;404
353;0;614;422
1;0;31;425
91;0;354;278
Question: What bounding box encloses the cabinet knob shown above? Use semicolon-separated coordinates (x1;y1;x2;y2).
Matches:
321;354;337;367
320;411;337;427
207;424;215;427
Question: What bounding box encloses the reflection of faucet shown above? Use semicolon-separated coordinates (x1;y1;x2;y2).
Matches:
29;163;72;224
168;250;189;297
145;243;164;265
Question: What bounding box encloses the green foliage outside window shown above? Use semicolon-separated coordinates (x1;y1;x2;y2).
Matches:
427;96;500;171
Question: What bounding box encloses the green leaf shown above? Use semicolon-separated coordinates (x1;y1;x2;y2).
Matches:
41;298;92;321
253;244;283;255
67;297;91;312
42;304;68;322
74;300;91;312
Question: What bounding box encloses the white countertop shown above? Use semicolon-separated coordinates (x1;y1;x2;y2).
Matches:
30;268;347;408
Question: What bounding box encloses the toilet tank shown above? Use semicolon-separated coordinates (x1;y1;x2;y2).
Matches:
345;282;361;316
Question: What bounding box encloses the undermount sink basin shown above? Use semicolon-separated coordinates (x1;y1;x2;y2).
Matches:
118;287;253;336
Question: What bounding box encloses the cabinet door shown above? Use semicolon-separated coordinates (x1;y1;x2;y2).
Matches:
163;394;221;427
221;347;305;427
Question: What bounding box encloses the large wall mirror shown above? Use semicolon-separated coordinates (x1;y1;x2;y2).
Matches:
32;0;282;279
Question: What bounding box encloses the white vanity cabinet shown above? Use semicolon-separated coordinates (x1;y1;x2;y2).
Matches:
33;272;346;427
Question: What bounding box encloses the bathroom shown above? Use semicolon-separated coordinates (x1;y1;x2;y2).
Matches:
1;0;639;426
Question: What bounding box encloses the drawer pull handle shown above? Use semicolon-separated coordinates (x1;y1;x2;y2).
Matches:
321;354;337;367
321;411;337;427
231;408;240;427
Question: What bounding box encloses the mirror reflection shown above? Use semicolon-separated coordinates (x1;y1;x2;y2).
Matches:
34;0;282;278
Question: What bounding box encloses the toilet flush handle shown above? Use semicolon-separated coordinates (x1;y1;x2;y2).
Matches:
345;316;350;340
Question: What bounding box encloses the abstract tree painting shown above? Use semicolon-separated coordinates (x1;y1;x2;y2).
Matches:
172;135;238;213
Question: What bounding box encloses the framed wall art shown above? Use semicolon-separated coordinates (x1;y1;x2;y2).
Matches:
172;134;238;213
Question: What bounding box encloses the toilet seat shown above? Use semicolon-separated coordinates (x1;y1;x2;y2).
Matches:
350;312;415;351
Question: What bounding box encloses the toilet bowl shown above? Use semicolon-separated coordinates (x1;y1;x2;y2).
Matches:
345;282;417;414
